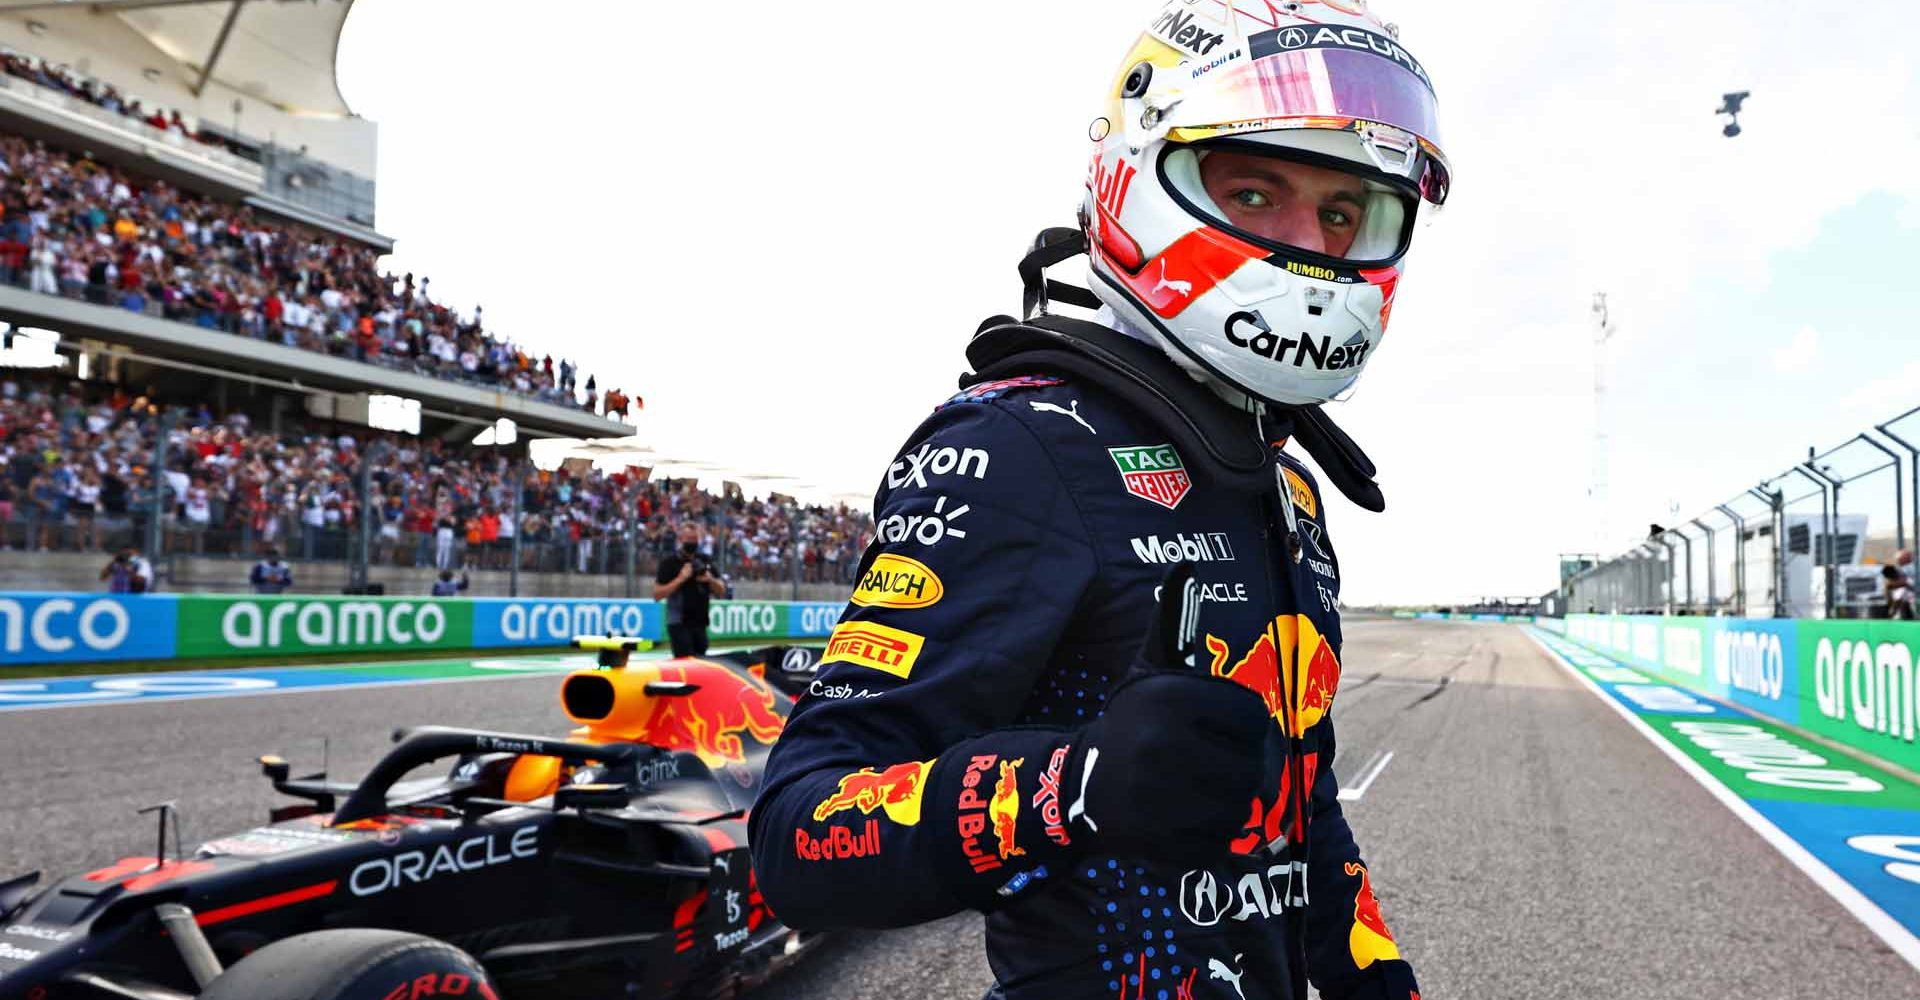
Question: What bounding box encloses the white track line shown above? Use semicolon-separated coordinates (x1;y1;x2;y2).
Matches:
1521;627;1920;974
1337;750;1394;802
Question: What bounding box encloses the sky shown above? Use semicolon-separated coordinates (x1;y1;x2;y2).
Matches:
332;0;1920;606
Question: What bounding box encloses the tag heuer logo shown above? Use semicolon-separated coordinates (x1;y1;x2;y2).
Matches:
1109;444;1192;510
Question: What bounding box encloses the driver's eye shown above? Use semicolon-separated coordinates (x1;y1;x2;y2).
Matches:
1229;188;1271;209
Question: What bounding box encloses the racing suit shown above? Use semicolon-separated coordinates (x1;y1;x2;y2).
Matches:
751;342;1417;1000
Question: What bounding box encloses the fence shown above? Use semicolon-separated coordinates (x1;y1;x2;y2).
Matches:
1566;404;1920;619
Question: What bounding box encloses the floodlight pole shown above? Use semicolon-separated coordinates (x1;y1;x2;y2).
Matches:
1749;485;1787;618
1717;504;1747;617
1691;517;1717;614
1668;529;1694;613
623;480;638;600
147;407;175;572
1791;464;1837;619
1873;415;1918;555
509;459;524;599
1651;532;1678;615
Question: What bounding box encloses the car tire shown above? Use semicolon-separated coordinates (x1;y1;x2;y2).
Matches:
199;928;497;1000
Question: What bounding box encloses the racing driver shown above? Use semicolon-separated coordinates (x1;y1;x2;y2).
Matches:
752;2;1450;998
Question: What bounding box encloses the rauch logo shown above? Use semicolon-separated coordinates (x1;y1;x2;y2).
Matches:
221;601;446;649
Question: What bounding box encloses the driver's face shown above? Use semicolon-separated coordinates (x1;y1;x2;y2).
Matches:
1199;151;1368;258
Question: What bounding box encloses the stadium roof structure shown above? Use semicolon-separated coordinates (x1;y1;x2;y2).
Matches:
0;0;359;117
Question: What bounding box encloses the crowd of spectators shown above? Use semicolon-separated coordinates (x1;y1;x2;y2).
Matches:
0;131;634;413
1;47;228;154
0;371;872;587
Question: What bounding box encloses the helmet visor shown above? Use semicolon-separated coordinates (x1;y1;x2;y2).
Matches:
1161;41;1449;205
1161;141;1418;266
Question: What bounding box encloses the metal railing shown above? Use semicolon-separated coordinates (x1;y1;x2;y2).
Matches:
1565;404;1919;619
0;70;265;185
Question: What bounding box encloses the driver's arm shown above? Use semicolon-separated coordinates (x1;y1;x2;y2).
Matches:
1303;730;1420;1000
750;401;1096;928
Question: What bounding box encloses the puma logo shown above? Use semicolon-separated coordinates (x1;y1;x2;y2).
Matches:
1152;258;1194;299
1029;399;1097;435
712;854;731;874
1207;954;1246;1000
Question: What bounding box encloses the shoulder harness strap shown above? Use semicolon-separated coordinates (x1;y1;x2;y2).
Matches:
959;227;1386;511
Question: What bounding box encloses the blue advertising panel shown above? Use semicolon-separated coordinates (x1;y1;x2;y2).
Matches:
788;601;844;639
0;593;178;666
470;598;662;648
1707;616;1800;724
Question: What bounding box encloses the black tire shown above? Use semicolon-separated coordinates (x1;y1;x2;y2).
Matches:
199;928;498;1000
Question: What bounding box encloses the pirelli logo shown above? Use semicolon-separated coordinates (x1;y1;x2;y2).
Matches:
822;621;926;680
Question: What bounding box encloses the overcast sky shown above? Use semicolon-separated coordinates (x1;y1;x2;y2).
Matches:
333;0;1920;606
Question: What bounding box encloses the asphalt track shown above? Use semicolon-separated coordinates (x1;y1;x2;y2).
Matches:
4;620;1918;999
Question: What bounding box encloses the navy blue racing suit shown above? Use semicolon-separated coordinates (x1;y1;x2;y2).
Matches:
750;371;1417;1000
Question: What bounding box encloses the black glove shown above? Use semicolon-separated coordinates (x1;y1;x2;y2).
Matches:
1060;564;1269;863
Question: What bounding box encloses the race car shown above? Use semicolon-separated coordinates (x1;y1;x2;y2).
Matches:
0;640;828;1000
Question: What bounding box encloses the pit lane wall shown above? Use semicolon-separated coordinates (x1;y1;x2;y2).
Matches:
1550;613;1920;775
0;593;844;667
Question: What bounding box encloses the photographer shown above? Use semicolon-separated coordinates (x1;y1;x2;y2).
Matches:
653;521;725;657
249;547;293;594
99;545;154;594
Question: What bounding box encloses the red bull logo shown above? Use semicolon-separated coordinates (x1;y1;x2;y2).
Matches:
956;753;1006;873
987;758;1025;860
1230;752;1318;855
1206;614;1341;737
1344;861;1400;968
794;820;882;861
812;759;933;826
631;663;787;768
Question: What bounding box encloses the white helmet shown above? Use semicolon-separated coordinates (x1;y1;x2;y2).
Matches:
1083;0;1452;407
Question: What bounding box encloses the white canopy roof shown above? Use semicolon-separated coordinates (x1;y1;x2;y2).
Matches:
3;0;359;117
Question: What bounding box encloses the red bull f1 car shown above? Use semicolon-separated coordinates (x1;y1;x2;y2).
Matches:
0;641;827;1000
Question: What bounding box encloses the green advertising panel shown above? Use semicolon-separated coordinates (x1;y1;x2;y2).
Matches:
177;595;476;659
1797;619;1920;775
1565;613;1920;775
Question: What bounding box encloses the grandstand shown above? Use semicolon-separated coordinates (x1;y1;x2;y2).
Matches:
0;1;871;601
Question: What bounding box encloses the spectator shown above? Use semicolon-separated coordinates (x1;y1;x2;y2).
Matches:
655;522;726;658
69;467;101;550
27;464;61;550
99;544;154;593
431;569;469;597
1885;565;1916;620
250;547;293;594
